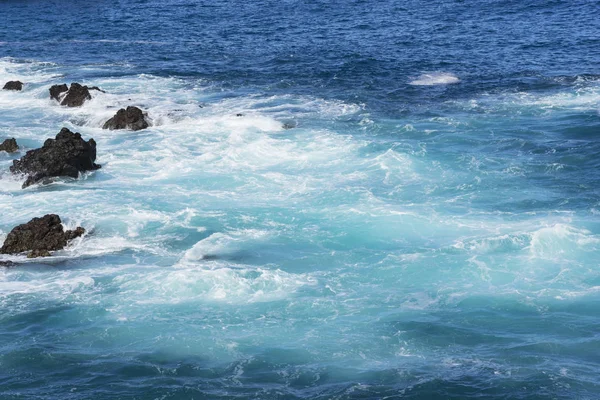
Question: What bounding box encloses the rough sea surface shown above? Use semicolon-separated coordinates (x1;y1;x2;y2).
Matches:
1;1;599;399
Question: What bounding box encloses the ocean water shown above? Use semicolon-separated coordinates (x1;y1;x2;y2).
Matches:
1;0;599;399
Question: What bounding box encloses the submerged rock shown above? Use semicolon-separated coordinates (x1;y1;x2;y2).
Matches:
10;127;101;188
0;261;16;267
49;83;102;107
87;86;106;93
49;84;68;101
102;106;149;131
3;81;23;91
282;121;297;130
0;138;18;153
0;214;85;258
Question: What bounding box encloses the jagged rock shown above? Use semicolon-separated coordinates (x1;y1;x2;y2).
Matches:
65;227;85;241
0;138;18;153
49;84;69;101
102;106;149;131
3;81;23;91
63;227;85;241
60;83;91;107
49;83;102;107
10;127;101;188
0;214;85;258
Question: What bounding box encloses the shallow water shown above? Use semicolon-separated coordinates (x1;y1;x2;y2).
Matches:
1;0;599;399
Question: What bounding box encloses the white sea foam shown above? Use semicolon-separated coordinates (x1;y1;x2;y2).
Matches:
458;233;530;254
446;218;599;259
451;81;600;114
539;91;600;109
528;223;599;259
0;172;27;192
409;72;460;86
0;58;60;84
183;230;272;261
0;274;95;298
504;89;600;111
114;265;316;304
0;257;316;308
1;57;599;326
370;149;419;186
0;59;372;220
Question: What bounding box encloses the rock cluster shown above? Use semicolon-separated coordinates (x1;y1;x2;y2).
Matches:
3;81;23;91
10;128;101;188
0;214;85;258
0;138;18;153
103;106;149;131
49;83;103;107
0;75;233;264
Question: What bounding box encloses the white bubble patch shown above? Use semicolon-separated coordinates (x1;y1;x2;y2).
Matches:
409;72;460;86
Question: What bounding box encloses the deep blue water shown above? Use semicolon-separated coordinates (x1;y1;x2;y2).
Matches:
1;0;599;399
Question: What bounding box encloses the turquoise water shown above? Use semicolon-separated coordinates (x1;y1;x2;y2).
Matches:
1;1;600;398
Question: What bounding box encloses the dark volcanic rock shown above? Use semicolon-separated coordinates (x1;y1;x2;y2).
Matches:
0;260;16;267
3;81;23;91
28;249;51;258
102;106;149;131
61;83;92;107
0;138;18;153
65;227;85;241
87;86;106;93
10;127;101;188
49;84;68;101
50;83;102;106
0;214;85;258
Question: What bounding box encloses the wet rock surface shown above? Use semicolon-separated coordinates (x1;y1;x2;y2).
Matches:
102;106;149;131
0;214;85;258
0;138;18;153
49;84;68;101
60;83;92;107
49;83;102;106
3;81;23;91
10;127;101;188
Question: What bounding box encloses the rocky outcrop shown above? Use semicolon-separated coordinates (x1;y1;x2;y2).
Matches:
60;83;91;107
102;106;149;131
49;83;102;107
3;81;23;91
10;127;101;188
49;84;68;101
0;214;85;258
0;138;18;153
